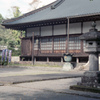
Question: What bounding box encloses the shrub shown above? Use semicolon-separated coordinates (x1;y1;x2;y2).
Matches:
0;56;8;66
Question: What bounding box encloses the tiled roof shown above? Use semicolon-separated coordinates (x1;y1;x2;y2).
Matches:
2;0;100;25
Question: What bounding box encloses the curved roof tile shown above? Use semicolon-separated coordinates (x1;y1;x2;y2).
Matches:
2;0;100;25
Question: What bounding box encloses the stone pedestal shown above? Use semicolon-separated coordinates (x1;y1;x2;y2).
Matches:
78;71;100;89
77;53;100;89
63;62;73;71
89;54;99;71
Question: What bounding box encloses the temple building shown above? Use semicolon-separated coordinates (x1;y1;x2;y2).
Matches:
2;0;100;64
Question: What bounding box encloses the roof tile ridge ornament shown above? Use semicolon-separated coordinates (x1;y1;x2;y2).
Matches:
51;0;65;9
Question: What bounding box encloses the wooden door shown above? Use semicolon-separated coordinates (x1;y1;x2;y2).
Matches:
21;37;32;56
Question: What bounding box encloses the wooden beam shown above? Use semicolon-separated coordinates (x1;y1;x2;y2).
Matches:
66;23;67;52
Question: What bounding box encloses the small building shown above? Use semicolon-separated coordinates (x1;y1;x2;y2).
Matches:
2;0;100;64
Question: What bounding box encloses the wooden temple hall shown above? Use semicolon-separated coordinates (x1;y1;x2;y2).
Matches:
2;0;100;63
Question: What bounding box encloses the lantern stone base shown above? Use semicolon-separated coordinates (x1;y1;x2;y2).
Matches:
63;62;73;71
78;71;100;88
70;71;100;93
70;85;100;93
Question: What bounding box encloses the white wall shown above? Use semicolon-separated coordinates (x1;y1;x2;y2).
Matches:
83;22;92;33
27;27;39;37
54;24;66;35
11;56;20;62
41;26;52;36
83;21;100;33
69;23;81;34
96;21;100;31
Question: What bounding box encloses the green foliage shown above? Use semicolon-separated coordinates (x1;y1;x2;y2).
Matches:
12;6;21;18
11;30;21;46
0;56;8;66
9;47;21;56
8;41;16;48
0;37;2;41
0;7;25;56
0;14;4;24
0;56;2;65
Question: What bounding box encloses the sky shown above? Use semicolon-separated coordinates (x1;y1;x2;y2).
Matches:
0;0;56;18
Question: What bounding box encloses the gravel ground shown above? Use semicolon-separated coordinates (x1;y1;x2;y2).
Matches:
0;78;99;100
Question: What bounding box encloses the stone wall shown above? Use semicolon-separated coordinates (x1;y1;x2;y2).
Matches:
11;56;20;62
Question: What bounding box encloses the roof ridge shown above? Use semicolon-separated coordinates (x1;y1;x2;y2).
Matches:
2;0;57;24
51;0;65;9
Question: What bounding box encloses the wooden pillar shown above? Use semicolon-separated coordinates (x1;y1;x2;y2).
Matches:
81;40;83;53
52;25;54;53
81;22;83;34
67;18;70;53
81;22;83;53
32;32;34;65
39;27;41;53
66;23;67;52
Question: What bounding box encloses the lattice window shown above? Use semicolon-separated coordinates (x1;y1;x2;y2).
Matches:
41;38;52;50
54;37;66;50
83;40;86;52
69;37;81;50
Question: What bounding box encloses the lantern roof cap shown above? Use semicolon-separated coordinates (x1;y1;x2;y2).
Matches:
80;22;100;40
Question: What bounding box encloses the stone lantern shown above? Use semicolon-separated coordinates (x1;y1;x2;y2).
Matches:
77;22;100;88
63;53;73;71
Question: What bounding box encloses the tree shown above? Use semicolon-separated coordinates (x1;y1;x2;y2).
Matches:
11;6;21;18
7;6;25;56
29;0;41;11
10;6;24;47
0;14;8;45
0;7;24;56
0;14;4;24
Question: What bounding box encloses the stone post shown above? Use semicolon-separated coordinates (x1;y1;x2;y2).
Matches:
47;57;49;63
89;53;99;71
61;57;63;63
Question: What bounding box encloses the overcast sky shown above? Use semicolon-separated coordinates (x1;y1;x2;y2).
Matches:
0;0;56;18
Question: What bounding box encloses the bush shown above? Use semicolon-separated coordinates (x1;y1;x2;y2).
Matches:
8;47;21;56
0;56;8;66
0;56;2;65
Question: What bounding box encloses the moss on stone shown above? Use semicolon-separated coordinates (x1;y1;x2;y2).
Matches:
70;85;100;93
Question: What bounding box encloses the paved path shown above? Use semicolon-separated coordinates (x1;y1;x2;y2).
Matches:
0;66;83;85
0;73;83;85
0;78;100;100
0;66;100;99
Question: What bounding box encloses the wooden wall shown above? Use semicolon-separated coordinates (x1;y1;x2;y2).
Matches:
21;38;32;56
22;21;100;56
